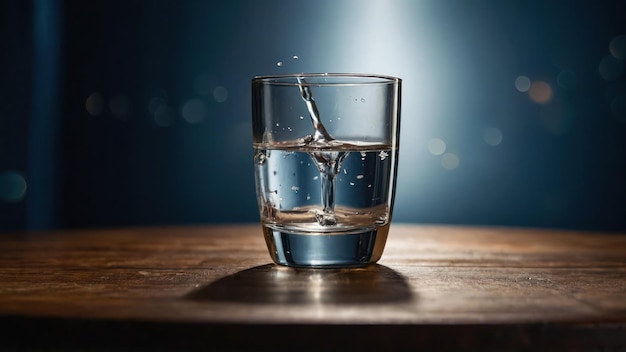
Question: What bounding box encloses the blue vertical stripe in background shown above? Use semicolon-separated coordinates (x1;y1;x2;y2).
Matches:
27;0;62;230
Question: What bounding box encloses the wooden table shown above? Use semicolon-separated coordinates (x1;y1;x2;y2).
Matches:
1;224;625;351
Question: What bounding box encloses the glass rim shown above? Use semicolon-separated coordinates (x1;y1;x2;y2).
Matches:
252;73;401;86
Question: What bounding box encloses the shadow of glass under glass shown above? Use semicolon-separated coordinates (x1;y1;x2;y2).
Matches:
186;264;413;305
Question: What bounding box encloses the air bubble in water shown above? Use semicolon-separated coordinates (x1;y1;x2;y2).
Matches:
349;182;355;186
356;175;364;179
287;127;293;132
306;194;311;200
276;62;283;67
292;55;299;60
299;116;304;120
291;186;299;192
361;98;366;103
313;175;319;180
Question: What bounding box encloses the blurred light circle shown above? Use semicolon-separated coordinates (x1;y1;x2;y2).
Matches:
85;92;104;116
598;55;623;81
483;127;503;146
181;99;206;124
154;105;175;127
0;171;27;202
441;153;460;170
528;80;553;104
148;96;167;114
610;34;626;60
557;70;576;89
611;92;626;122
109;95;130;120
213;86;228;103
515;76;531;92
539;99;575;135
427;138;446;155
194;73;217;96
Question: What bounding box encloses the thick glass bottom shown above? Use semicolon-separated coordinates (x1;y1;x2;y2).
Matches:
262;223;390;268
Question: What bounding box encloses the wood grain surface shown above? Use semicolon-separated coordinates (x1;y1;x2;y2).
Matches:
1;224;625;350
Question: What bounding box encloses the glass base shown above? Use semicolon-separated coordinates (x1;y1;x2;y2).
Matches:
262;223;390;268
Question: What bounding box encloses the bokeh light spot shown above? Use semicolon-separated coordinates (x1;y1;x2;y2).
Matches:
557;70;576;89
154;105;175;127
109;95;129;120
599;55;623;81
85;92;104;116
181;98;206;124
427;138;446;155
528;81;553;104
0;171;27;202
483;127;503;146
213;86;228;103
515;76;531;92
441;153;460;170
611;92;626;122
539;99;575;135
610;34;626;60
194;73;217;96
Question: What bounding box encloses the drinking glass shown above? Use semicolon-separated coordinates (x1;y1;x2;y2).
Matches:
252;73;401;268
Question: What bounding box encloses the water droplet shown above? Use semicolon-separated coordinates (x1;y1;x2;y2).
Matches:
299;116;304;120
379;151;389;160
276;123;280;127
292;55;299;60
361;98;366;103
291;186;299;192
287;127;293;132
356;175;364;179
368;184;372;188
273;171;277;175
276;62;283;67
343;169;348;174
360;151;367;158
306;194;311;200
313;176;319;180
349;182;355;186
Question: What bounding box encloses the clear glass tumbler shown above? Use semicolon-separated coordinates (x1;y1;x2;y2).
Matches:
252;73;401;268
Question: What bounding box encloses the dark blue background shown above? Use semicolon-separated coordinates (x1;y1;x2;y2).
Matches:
1;0;625;232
